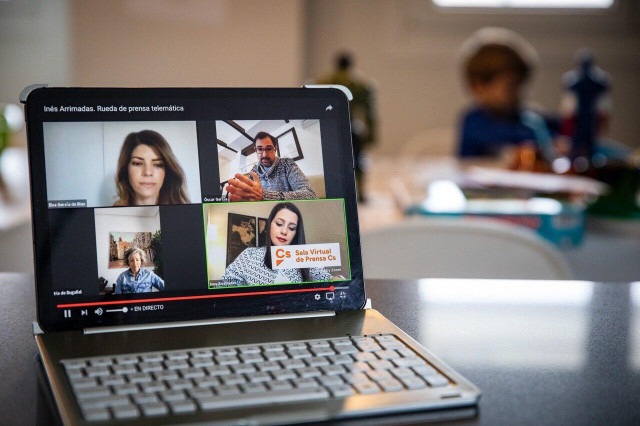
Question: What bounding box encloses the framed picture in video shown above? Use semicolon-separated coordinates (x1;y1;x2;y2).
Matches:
276;128;303;161
257;217;268;247
108;231;155;269
226;213;257;266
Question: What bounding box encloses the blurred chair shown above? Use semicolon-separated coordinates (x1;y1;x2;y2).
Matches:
361;218;572;280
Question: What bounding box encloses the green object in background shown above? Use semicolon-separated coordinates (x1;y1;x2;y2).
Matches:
587;165;640;218
0;114;9;155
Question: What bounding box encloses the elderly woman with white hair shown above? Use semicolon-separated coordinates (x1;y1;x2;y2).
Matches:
114;247;165;294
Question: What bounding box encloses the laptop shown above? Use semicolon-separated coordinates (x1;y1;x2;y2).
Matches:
22;85;480;425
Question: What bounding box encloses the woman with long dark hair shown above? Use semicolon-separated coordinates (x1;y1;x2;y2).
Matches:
114;130;189;206
219;202;333;286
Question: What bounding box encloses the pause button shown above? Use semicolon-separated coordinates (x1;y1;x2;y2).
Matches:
63;310;71;318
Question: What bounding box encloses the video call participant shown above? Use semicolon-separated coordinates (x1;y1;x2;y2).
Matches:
114;247;165;294
219;202;338;286
226;132;317;202
114;130;190;206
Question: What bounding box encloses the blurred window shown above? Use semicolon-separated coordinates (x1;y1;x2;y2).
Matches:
433;0;613;8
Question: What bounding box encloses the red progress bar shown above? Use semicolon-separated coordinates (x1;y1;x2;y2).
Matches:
57;286;335;308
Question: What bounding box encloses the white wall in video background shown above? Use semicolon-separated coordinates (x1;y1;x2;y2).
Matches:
95;207;161;291
44;121;201;207
217;119;326;198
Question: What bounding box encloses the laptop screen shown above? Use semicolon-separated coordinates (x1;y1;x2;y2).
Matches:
25;88;365;332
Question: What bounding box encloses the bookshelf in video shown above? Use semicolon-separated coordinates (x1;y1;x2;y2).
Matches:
44;117;352;312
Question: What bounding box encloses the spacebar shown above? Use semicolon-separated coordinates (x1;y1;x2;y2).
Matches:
198;388;330;410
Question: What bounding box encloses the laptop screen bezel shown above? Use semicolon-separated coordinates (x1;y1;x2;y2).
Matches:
25;87;367;332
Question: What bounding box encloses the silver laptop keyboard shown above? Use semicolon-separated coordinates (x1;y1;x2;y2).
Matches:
62;334;452;422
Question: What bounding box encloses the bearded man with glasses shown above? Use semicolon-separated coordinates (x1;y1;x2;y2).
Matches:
226;131;318;202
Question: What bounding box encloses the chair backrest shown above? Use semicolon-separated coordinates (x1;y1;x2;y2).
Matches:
361;218;572;280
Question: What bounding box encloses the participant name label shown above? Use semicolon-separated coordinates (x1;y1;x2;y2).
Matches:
271;243;341;269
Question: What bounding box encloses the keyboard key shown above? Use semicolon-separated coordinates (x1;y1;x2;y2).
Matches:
126;373;152;384
248;372;271;383
191;349;213;358
215;355;239;365
354;381;380;394
181;367;205;379
140;382;166;393
268;380;294;391
294;378;319;388
198;387;329;411
284;359;306;370
140;354;163;363
232;363;257;374
193;376;220;388
378;379;403;392
256;361;281;372
342;372;369;384
63;359;86;370
242;383;267;393
392;357;426;368
320;365;346;376
311;347;335;357
262;344;284;352
90;358;113;367
335;345;358;355
353;352;376;362
332;354;354;365
70;377;97;389
376;350;400;360
285;342;307;350
82;407;110;422
133;393;159;405
113;384;139;395
368;360;394;370
164;360;189;370
240;353;264;364
166;351;189;361
367;370;392;382
213;384;241;396
80;395;130;410
264;351;288;361
66;369;84;380
160;390;187;402
391;367;416;379
166;379;193;390
308;340;330;348
205;365;231;376
215;347;237;356
100;375;125;387
191;358;215;368
139;361;163;373
298;367;321;378
169;399;197;414
112;404;140;420
289;349;312;359
221;374;246;385
306;357;330;368
331;338;353;347
85;366;110;378
153;371;179;381
76;386;112;400
112;364;137;375
401;376;427;390
413;365;438;376
239;345;261;354
188;387;214;399
424;375;449;387
272;369;297;381
352;362;371;372
326;384;354;398
318;375;344;387
140;402;169;417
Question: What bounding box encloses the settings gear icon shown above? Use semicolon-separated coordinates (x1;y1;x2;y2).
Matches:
314;293;321;300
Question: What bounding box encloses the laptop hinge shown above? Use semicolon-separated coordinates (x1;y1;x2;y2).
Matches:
83;310;336;335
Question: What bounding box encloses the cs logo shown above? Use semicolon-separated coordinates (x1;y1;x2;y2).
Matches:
275;248;291;266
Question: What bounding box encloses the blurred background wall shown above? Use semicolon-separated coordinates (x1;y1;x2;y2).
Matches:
2;0;638;153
